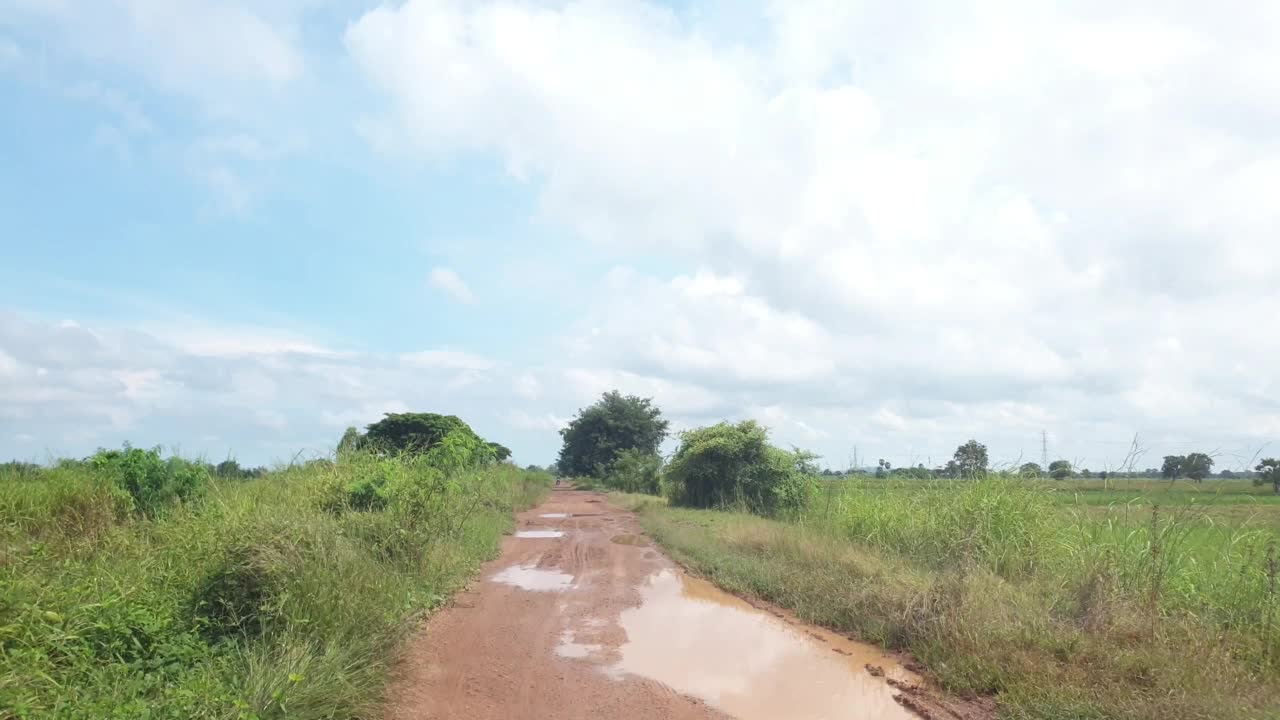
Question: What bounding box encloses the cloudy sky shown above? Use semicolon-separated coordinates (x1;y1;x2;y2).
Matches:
1;0;1277;470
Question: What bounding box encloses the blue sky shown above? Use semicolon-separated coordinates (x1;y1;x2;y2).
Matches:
1;0;1277;470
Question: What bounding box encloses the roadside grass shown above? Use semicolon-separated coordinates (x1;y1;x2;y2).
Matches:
616;477;1280;720
1;454;550;719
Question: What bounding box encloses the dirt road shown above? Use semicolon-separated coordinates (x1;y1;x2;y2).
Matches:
385;489;938;720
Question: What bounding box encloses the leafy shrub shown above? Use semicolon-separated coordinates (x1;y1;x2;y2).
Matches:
90;445;208;515
664;421;813;514
605;449;663;494
1;449;552;718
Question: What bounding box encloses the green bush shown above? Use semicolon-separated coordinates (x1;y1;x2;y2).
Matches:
604;449;662;495
90;445;208;515
0;447;552;718
664;421;813;514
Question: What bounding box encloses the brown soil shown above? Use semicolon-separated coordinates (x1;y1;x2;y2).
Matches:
384;489;994;720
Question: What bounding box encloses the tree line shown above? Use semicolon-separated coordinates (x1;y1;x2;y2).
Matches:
547;393;1280;496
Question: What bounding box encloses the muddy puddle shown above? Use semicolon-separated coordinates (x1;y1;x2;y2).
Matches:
489;564;574;591
555;630;602;659
515;530;564;538
539;513;570;518
608;570;918;720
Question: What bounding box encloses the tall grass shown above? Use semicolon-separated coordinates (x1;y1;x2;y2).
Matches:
626;475;1280;719
0;450;550;719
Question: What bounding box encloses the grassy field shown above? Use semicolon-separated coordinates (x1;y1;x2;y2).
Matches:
0;449;551;719
619;476;1280;720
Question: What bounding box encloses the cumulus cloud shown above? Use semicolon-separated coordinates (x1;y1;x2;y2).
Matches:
2;312;740;466
428;267;476;304
2;1;1276;472
346;0;1279;469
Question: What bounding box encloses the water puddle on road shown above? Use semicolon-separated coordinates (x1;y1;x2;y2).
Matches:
515;530;564;538
555;630;602;659
539;513;570;519
610;570;919;720
489;565;574;591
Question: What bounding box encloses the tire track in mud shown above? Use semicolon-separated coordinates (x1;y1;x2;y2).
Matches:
384;489;981;720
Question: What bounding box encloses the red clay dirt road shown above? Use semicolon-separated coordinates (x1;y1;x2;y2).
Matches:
385;488;982;720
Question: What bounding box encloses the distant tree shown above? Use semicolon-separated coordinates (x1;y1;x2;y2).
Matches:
952;440;989;477
875;458;890;479
1079;468;1092;479
1161;455;1185;480
487;443;512;462
1049;459;1073;481
906;464;933;480
525;464;545;473
1098;470;1109;481
337;426;363;456
1219;469;1237;480
937;459;961;479
1255;459;1280;495
1018;462;1043;478
365;413;475;454
214;460;242;478
1184;452;1214;482
557;391;669;478
0;461;42;478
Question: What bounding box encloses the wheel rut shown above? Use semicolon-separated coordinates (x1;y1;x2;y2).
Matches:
385;489;931;720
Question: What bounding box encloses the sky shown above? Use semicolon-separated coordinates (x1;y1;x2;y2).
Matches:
1;0;1277;471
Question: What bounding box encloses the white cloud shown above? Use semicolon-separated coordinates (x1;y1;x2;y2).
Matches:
504;409;568;432
428;267;476;304
0;312;543;464
401;350;494;371
346;0;1280;468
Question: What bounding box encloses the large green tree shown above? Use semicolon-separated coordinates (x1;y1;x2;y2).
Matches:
952;440;989;477
556;391;669;477
1161;455;1185;480
1184;452;1214;482
1018;462;1043;478
365;413;475;453
1049;459;1073;480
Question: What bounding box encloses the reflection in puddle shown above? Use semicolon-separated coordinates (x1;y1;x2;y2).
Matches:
612;570;918;720
490;564;574;591
515;530;564;538
539;513;570;518
556;630;602;659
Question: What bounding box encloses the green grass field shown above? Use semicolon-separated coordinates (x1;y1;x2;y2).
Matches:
619;475;1280;720
0;451;551;719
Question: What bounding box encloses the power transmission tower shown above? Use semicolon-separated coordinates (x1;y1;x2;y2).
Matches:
1041;430;1049;477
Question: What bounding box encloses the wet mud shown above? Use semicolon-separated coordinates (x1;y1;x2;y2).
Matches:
385;490;992;720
